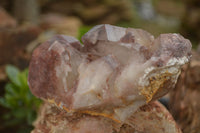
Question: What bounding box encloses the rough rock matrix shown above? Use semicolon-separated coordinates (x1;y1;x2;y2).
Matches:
28;24;191;132
32;101;181;133
170;51;200;133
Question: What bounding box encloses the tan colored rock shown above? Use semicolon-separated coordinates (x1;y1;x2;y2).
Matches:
26;13;82;54
0;7;17;28
41;0;133;24
170;51;200;133
0;25;41;67
40;13;82;37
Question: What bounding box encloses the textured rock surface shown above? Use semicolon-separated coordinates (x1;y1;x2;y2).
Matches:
170;51;200;133
29;24;191;123
32;101;181;133
126;101;182;133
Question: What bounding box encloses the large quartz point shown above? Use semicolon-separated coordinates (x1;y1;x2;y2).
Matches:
28;24;191;122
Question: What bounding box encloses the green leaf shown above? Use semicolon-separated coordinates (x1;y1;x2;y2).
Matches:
78;26;92;42
5;83;18;96
2;65;42;131
4;93;18;108
6;65;20;86
12;108;26;119
0;97;10;108
27;110;36;125
18;69;29;90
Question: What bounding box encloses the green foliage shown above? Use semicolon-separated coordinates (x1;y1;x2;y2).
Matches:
0;65;42;132
78;26;92;43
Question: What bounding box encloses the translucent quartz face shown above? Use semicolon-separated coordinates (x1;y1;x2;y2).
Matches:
28;24;191;122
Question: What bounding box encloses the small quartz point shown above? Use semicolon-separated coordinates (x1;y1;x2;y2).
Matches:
28;24;191;123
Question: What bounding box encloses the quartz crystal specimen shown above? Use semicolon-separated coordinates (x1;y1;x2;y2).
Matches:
28;24;191;132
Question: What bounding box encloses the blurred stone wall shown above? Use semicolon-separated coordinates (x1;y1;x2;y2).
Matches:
180;0;200;44
40;0;134;24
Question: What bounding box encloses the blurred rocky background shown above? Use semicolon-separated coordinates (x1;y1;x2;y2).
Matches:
0;0;199;133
